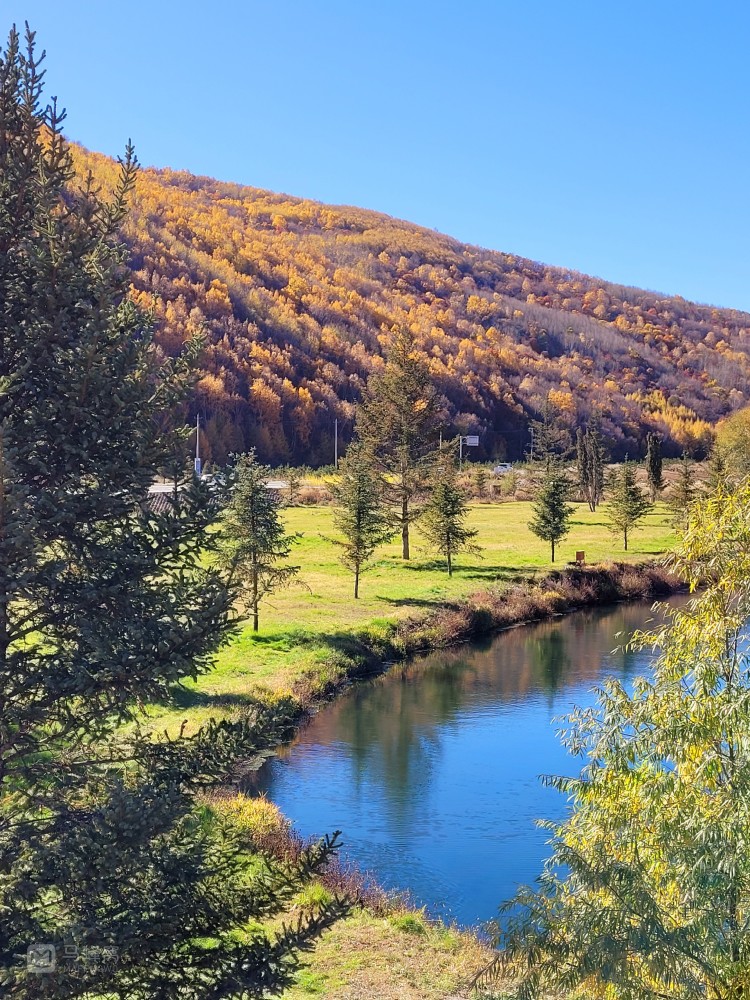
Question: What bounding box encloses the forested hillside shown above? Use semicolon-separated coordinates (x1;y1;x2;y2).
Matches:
72;145;750;466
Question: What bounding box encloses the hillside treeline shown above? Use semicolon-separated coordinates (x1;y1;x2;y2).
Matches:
71;145;750;466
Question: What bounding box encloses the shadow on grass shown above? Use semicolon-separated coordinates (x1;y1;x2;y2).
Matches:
377;595;450;609
392;559;523;578
460;566;531;581
169;688;260;710
162;629;407;719
232;627;317;648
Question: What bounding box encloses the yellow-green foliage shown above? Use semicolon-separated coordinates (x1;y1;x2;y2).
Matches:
481;480;750;998
715;404;750;479
389;910;428;935
208;793;290;851
211;793;290;837
293;882;334;915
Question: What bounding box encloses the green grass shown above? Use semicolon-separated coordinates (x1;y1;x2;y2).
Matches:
148;502;675;734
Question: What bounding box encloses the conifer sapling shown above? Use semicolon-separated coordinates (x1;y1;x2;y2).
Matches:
421;446;479;575
529;462;574;562
645;431;665;502
576;424;606;512
354;327;440;560
331;443;392;597
668;453;697;530
219;450;301;631
606;461;652;550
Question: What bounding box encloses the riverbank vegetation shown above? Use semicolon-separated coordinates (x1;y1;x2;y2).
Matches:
206;794;495;999
148;501;678;736
475;483;750;999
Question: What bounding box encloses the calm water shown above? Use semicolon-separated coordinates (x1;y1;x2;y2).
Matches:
248;597;686;927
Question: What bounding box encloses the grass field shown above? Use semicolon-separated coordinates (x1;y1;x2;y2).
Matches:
152;501;675;733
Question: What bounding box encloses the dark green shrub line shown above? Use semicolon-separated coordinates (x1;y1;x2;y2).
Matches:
289;560;682;712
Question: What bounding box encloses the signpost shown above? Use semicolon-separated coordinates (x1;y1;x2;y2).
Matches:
459;434;479;467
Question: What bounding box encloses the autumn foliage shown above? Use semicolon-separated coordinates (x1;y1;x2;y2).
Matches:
70;145;750;466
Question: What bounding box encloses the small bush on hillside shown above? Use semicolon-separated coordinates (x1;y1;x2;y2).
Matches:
390;911;428;935
294;882;335;915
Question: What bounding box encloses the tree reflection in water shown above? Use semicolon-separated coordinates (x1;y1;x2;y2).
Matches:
246;595;687;925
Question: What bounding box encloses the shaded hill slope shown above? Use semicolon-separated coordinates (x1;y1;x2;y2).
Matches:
73;145;750;465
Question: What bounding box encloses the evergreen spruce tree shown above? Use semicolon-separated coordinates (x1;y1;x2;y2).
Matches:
354;328;440;559
0;28;344;997
421;447;479;575
645;431;665;502
219;451;300;631
668;453;697;530
529;397;573;465
706;446;730;493
476;480;750;1000
331;443;392;597
606;461;652;550
576;424;605;512
474;464;488;500
529;463;574;562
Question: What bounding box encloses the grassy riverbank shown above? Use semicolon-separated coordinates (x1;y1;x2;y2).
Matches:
207;793;496;998
151;501;676;736
169;501;676;999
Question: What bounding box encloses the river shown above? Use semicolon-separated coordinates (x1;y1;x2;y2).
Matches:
247;596;687;928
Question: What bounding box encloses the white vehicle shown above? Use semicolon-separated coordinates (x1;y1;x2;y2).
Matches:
493;463;513;475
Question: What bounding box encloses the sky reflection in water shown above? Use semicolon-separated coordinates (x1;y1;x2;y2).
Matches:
248;597;687;927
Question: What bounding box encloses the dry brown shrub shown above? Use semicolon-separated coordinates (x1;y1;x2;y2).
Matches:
297;485;332;505
617;568;651;599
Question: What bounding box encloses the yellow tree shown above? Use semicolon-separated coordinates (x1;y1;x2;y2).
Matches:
477;480;750;999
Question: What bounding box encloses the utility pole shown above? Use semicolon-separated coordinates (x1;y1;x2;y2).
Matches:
334;418;338;470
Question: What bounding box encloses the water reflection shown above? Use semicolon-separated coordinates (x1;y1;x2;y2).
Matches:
247;596;686;926
530;629;568;696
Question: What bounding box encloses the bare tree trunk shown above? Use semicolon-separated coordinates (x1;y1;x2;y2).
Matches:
551;538;555;562
354;565;360;599
252;563;259;632
402;495;410;560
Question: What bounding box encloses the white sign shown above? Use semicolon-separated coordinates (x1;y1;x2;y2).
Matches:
464;435;480;447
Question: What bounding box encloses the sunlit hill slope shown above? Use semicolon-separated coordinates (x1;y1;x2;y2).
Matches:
73;145;750;466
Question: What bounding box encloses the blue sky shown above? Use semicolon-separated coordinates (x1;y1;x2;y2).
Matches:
5;1;750;310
